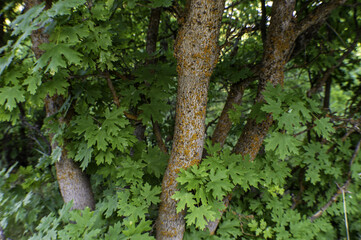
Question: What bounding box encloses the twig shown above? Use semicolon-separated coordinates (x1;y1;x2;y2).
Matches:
105;71;120;107
309;180;350;222
152;118;168;154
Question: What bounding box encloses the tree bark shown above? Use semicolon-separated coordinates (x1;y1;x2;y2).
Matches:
233;0;297;156
211;81;247;147
145;7;168;154
156;1;225;239
28;0;95;210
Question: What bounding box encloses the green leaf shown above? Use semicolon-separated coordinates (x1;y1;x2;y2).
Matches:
314;117;335;140
35;43;83;73
50;146;62;164
143;147;168;178
172;190;197;213
41;72;70;96
103;195;118;218
264;132;301;160
140;183;161;205
122;219;152;237
216;219;242;238
206;169;233;199
105;222;122;240
95;150;114;165
23;74;42;94
75;143;93;170
177;165;208;191
48;0;87;17
11;3;44;36
0;86;25;111
0;53;14;75
261;98;283;117
185;205;216;230
88;129;108;151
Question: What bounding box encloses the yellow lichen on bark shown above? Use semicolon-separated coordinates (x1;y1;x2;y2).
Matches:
156;0;225;239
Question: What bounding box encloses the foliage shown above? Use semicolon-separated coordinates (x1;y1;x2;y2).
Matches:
1;0;361;239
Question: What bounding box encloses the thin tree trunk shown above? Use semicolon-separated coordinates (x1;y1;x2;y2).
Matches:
156;1;225;239
145;7;168;154
211;81;247;147
28;0;95;210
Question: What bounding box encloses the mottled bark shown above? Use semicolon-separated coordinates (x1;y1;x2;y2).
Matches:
28;0;95;210
233;0;297;156
156;1;225;239
146;8;161;62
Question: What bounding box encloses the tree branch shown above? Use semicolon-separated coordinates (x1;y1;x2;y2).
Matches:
105;71;120;107
295;0;347;37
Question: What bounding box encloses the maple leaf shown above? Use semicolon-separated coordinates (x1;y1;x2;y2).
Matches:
206;169;233;199
185;205;216;230
314;117;335;140
0;86;25;111
103;195;118;218
140;183;161;205
105;222;122;240
47;0;86;17
177;166;207;191
122;219;152;237
23;74;42;94
87;129;109;151
95;150;114;165
290;101;311;121
216;219;242;238
265;132;301;160
143;147;168;178
171;190;196;213
277;111;301;130
261;98;283;117
35;43;83;73
74;143;93;170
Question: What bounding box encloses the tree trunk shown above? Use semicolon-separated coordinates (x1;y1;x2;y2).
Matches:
156;1;225;239
28;0;95;210
211;81;247;147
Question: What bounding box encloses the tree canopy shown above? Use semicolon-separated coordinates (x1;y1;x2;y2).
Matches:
1;0;361;239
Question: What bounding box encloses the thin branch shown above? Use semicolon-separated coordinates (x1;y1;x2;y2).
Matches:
295;0;347;37
309;180;351;222
152;118;168;154
325;21;346;47
105;71;120;107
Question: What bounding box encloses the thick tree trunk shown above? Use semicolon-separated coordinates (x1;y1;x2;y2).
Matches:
156;1;225;239
28;0;95;210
